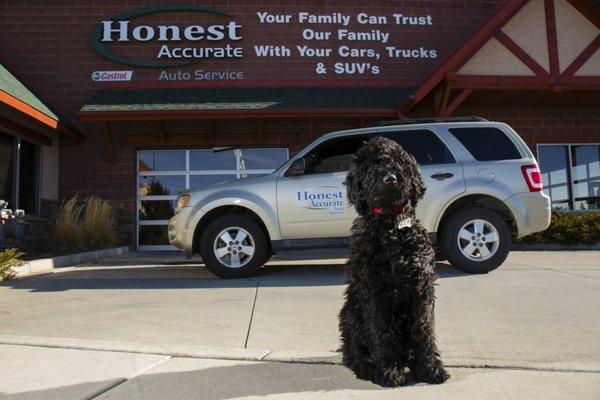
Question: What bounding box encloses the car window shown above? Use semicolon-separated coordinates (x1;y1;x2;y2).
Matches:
302;135;369;175
380;129;455;165
449;127;522;161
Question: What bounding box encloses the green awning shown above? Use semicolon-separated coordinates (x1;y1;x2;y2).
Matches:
80;87;410;113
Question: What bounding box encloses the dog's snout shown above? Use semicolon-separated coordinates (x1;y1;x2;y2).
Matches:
383;173;397;184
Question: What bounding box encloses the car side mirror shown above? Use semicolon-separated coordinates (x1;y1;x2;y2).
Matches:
287;157;306;176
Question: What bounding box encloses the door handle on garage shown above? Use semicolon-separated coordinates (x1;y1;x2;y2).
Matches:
431;172;454;181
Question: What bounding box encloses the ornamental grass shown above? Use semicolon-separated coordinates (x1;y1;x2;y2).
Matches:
0;248;24;281
54;195;85;252
54;194;118;252
82;195;118;249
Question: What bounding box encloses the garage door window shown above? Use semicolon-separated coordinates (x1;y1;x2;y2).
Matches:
538;144;600;211
137;148;288;250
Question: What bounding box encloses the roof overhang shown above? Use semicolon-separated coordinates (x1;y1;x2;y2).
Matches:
0;60;84;142
0;89;83;142
78;87;409;121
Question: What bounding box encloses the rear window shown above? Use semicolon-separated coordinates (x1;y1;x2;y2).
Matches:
380;130;455;165
449;127;522;161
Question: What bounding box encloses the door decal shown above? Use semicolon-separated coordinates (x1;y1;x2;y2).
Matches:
295;185;346;215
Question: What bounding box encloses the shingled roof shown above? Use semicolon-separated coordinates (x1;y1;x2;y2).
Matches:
0;62;58;120
79;87;409;120
0;60;83;141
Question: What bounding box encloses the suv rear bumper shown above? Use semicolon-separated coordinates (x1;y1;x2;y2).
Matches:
504;192;551;238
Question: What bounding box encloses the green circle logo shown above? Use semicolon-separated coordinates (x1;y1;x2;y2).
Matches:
90;5;236;69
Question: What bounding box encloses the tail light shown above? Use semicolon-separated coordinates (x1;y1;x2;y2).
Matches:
521;164;543;192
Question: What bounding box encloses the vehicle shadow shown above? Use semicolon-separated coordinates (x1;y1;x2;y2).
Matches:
2;261;468;293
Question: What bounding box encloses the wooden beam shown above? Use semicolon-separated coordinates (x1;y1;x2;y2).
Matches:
258;119;264;144
453;74;600;89
208;120;215;145
0;115;52;146
562;34;600;77
401;0;528;110
436;78;454;117
495;30;550;76
102;121;115;164
308;118;315;142
443;89;474;117
545;0;561;90
158;121;167;146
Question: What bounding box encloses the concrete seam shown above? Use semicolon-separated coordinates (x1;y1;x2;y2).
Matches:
84;378;128;400
2;341;599;374
86;355;172;399
243;276;260;349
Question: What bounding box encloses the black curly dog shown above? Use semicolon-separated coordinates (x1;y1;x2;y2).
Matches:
339;136;449;387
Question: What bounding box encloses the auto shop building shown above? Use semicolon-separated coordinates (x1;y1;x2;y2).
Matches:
0;0;598;249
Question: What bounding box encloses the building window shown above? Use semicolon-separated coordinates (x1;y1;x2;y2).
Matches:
0;131;40;214
538;144;600;211
137;148;289;250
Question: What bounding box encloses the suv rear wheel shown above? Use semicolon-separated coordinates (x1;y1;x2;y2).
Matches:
441;208;510;273
199;214;268;278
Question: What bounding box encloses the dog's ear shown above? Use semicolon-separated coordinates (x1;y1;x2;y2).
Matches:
345;155;369;215
406;153;426;208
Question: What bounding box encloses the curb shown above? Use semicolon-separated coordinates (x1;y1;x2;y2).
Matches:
13;246;130;277
0;334;269;362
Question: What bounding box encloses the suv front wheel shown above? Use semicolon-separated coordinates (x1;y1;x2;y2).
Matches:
441;208;510;273
199;214;268;278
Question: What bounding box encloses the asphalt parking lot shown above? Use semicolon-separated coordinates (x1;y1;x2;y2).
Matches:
1;250;599;399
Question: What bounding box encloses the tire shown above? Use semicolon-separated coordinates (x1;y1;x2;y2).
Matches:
441;208;510;273
199;214;268;278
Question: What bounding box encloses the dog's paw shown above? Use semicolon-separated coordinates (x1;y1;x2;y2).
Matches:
415;365;450;385
372;368;408;387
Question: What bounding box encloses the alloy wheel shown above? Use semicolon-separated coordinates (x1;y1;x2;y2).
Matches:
213;227;255;268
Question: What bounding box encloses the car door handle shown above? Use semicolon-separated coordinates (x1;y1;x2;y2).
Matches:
431;172;454;181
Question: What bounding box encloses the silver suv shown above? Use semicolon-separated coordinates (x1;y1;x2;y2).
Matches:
169;119;551;278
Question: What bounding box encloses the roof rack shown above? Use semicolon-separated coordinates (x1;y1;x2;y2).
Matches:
377;116;488;126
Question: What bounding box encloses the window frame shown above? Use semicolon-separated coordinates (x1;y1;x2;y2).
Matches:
537;143;600;212
378;128;457;166
286;134;370;176
136;147;289;250
448;126;523;162
0;131;42;215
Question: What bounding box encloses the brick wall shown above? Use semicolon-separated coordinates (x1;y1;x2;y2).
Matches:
0;0;505;127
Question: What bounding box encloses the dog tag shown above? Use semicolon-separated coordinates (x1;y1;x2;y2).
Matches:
397;217;413;230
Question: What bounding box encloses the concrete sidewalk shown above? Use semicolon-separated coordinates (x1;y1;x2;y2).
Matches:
1;250;599;398
1;344;598;400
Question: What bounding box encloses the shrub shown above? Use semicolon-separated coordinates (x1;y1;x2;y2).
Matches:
82;195;117;249
54;195;85;252
516;211;600;245
0;248;24;281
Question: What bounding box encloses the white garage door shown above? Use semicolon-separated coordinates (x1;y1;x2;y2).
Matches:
137;148;289;250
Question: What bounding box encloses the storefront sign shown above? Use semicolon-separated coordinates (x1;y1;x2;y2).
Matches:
90;4;440;81
91;5;243;68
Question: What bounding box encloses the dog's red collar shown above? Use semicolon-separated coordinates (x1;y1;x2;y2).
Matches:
371;206;404;215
